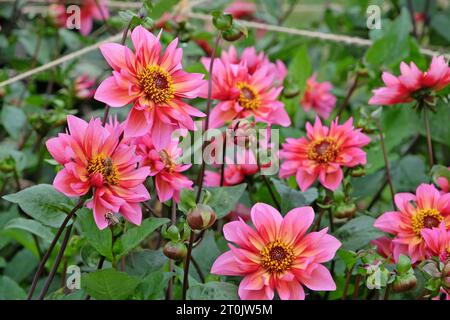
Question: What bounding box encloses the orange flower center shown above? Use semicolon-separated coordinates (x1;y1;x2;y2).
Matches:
137;65;174;104
260;240;295;274
87;153;119;185
237;82;260;110
308;137;338;163
159;150;175;173
411;208;443;236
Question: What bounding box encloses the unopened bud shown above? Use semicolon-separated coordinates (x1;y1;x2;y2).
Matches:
187;204;217;231
392;273;417;293
222;27;244;41
163;241;187;261
350;166;366;177
334;203;357;219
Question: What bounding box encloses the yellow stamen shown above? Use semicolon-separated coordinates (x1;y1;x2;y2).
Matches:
237;82;260;110
260;240;295;274
308;137;339;163
411;208;443;236
87;154;119;185
137;65;174;104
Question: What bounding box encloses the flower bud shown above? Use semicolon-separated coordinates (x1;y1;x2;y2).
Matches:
222;27;244;41
334;203;356;219
392;273;417;293
187;204;217;231
163;241;187;261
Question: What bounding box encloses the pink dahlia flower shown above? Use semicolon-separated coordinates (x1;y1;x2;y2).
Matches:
301;74;337;119
369;56;450;106
50;0;109;36
374;184;450;263
74;74;96;99
132;133;192;203
94;26;206;149
279;117;370;191
211;203;341;300
421;222;450;262
46;115;150;229
203;46;287;86
200;49;290;128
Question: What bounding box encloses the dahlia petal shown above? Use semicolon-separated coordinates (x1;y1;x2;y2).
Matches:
276;280;305;300
297;264;336;291
94;76;136;107
374;211;402;234
280;206;315;246
211;251;248;276
125;107;152;138
250;203;283;242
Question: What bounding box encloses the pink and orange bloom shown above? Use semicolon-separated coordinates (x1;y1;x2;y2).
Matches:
301;74;337;119
132;134;192;203
74;74;96;100
95;26;206;149
374;184;450;263
201;47;290;128
279;117;370;191
46;115;150;230
50;0;109;36
369;55;450;106
211;203;341;300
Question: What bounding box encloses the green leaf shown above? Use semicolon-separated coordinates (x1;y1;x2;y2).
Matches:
148;0;179;20
334;216;385;251
81;269;140;300
4;249;39;283
337;249;358;269
77;208;113;261
431;165;450;185
290;45;312;94
272;178;318;214
192;230;221;279
391;155;427;192
1;106;26;139
2;184;75;228
396;254;412;275
187;282;239;300
430;13;450;43
136;271;173;300
365;8;412;68
180;184;247;219
114;218;169;258
0;257;5;268
125;249;168;278
4;218;54;243
0;276;27;300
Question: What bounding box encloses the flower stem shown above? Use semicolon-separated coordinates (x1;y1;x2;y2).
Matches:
260;174;281;212
376;119;396;210
182;231;195;300
196;31;222;203
166;201;177;300
336;71;361;118
220;132;227;187
423;107;434;168
37;224;73;300
27;197;85;300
